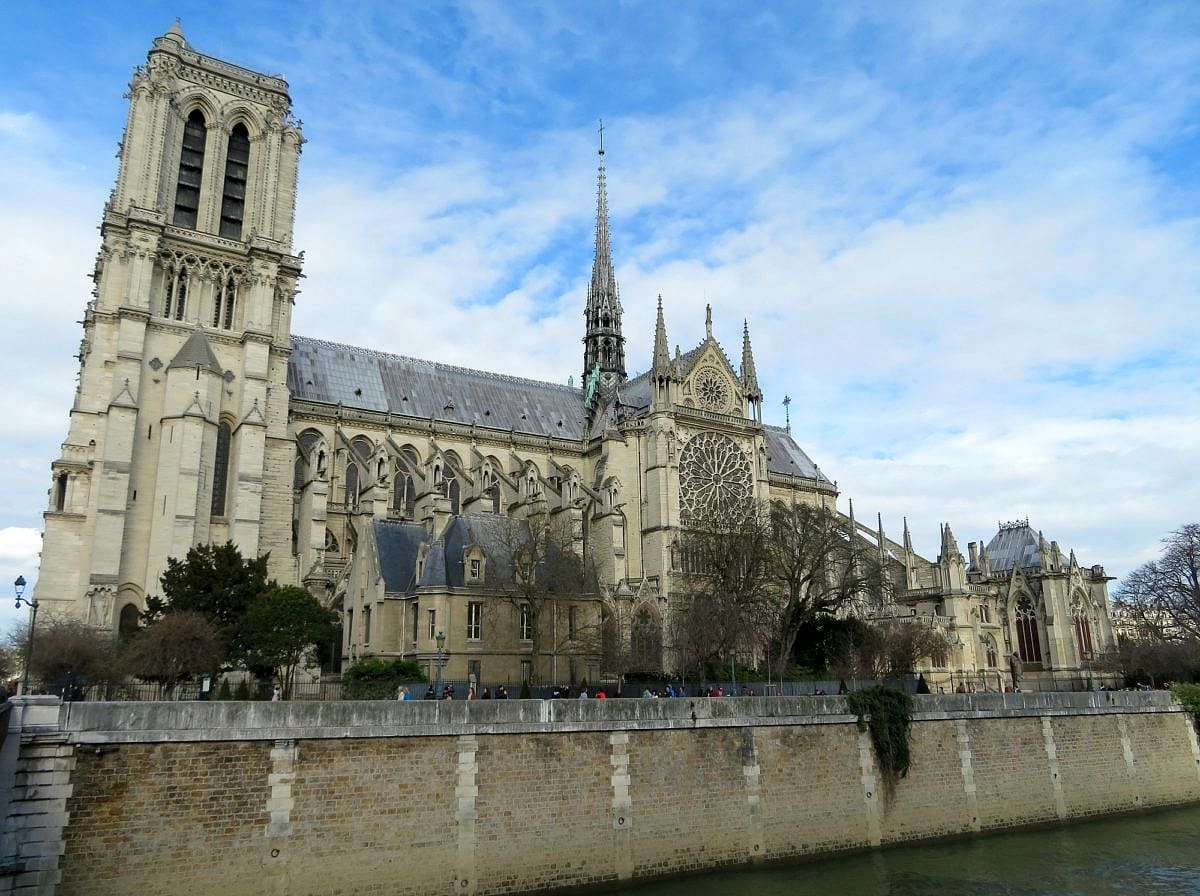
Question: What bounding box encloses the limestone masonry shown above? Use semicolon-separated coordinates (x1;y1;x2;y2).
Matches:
35;24;1116;691
1;693;1198;895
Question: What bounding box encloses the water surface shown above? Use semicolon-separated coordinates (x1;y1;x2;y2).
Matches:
609;804;1200;896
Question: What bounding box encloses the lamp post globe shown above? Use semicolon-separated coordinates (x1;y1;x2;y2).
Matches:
434;630;447;699
14;575;37;695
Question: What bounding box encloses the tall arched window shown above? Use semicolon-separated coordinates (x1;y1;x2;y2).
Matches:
447;476;460;514
164;265;189;320
173;110;207;229
393;471;416;519
219;123;250;239
54;472;68;512
118;603;141;642
211;421;232;517
345;462;359;510
1073;601;1094;659
631;606;662;671
1015;596;1042;663
212;275;237;329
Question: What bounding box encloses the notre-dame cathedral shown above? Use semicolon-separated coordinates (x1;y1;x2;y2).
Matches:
34;26;1115;690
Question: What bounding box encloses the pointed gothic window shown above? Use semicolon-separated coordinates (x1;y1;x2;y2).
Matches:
219;124;250;239
54;472;68;512
345;462;359;510
212;275;237;329
631;606;662;670
164;266;189;320
1073;601;1094;659
1015;596;1042;663
174;110;207;229
211;421;232;517
447;476;461;514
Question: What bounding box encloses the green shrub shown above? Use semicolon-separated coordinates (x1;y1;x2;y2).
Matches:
233;679;251;701
519;680;532;699
915;674;930;694
342;657;427;700
216;678;233;700
846;685;914;798
1172;682;1200;726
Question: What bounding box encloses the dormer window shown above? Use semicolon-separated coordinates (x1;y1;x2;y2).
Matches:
464;546;485;584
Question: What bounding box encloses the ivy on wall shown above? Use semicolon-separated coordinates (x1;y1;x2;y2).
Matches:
846;685;914;798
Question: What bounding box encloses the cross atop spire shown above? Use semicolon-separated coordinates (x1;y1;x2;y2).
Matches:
582;123;625;387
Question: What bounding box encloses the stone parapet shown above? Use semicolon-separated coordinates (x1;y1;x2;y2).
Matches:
55;691;1175;745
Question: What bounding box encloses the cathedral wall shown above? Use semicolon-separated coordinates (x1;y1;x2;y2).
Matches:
9;693;1196;896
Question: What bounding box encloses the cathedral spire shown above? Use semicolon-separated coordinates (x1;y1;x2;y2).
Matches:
652;295;671;378
740;319;762;420
582;121;626;388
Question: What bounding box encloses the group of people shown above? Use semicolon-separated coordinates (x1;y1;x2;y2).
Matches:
402;684;511;701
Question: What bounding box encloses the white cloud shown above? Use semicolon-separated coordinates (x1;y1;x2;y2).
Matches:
2;3;1198;598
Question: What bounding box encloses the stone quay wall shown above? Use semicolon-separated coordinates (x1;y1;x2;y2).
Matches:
1;692;1199;896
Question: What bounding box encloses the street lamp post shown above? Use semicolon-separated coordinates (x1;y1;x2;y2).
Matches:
14;576;37;695
434;630;447;698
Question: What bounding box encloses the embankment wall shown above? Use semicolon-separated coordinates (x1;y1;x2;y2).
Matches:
2;692;1199;896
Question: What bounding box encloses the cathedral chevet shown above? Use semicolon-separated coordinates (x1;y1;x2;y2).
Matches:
33;26;1115;691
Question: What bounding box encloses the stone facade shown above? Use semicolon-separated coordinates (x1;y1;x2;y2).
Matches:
34;27;1115;687
1;694;1197;896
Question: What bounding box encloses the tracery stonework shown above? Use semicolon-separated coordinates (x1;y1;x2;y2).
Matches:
693;366;730;412
678;431;752;524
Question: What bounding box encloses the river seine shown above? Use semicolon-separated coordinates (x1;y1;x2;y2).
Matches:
609;804;1200;896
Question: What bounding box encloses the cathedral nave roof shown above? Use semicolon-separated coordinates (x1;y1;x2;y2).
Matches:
289;335;589;440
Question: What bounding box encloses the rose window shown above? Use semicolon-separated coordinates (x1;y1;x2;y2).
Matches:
678;431;753;522
694;367;730;412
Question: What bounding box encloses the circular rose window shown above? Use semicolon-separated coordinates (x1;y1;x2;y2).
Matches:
678;431;752;523
694;367;730;412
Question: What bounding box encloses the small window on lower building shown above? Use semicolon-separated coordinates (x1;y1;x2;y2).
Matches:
467;602;482;640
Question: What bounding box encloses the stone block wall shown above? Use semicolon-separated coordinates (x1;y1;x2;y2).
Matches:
2;693;1198;896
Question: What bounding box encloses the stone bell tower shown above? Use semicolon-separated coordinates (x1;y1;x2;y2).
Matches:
34;23;304;629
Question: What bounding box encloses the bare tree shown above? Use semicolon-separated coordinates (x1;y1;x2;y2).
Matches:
120;611;223;696
673;503;776;676
849;619;955;681
490;512;601;685
1115;524;1200;642
765;500;887;679
5;613;121;692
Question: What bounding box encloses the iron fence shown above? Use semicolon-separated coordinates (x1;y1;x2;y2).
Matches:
19;671;1123;703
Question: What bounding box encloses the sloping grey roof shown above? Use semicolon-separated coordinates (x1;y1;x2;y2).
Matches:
621;370;652;409
373;514;533;594
374;519;428;593
169;329;223;374
764;425;830;482
442;513;530;588
289;336;589;439
985;523;1042;572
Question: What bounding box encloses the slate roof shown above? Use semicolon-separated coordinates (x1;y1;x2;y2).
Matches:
985;523;1043;572
169;329;223;374
764;425;831;482
289;336;590;440
292;335;830;484
374;520;428;593
374;514;532;594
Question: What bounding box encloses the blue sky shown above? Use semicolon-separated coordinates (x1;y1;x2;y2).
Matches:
1;1;1198;632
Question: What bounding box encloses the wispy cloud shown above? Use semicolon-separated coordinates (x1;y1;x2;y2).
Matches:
1;1;1197;593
